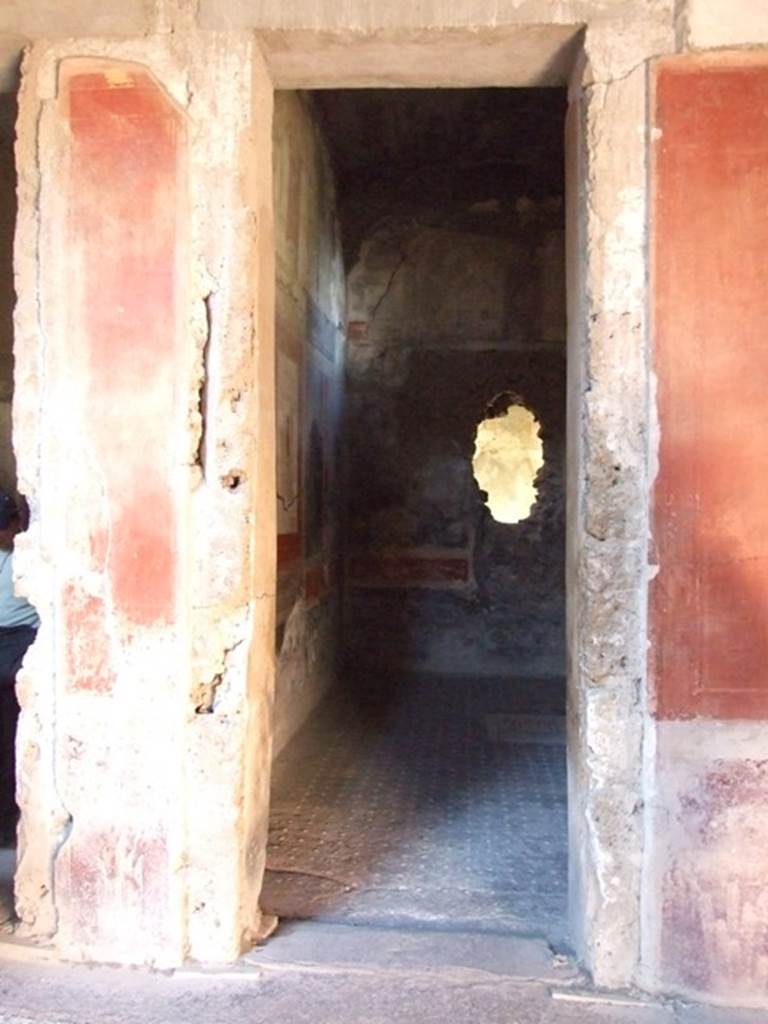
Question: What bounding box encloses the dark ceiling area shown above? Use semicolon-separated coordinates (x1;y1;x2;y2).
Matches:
309;88;567;264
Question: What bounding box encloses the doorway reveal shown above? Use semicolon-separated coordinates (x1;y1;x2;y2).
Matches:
264;87;568;948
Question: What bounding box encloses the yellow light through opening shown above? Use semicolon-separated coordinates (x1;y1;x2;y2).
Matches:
472;404;543;524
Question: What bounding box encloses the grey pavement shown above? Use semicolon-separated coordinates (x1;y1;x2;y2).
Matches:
0;922;764;1024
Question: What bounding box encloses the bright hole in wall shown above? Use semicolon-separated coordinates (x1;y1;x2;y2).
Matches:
472;402;543;524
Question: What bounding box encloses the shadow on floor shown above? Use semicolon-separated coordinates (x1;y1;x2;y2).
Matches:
262;673;568;948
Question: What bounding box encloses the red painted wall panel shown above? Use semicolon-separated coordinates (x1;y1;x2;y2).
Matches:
277;532;301;567
62;65;183;689
651;56;768;719
53;62;186;959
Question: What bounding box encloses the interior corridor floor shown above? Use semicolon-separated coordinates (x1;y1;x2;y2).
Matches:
261;674;568;948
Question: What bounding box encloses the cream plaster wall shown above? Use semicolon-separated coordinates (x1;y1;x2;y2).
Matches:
685;0;768;48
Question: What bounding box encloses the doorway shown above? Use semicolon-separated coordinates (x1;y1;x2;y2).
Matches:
8;19;656;984
263;87;569;948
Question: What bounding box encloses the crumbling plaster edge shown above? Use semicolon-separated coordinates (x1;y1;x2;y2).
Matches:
11;43;70;942
566;49;659;991
637;51;662;988
12;26;272;964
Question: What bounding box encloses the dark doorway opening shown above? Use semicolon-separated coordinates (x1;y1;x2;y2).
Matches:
264;87;568;949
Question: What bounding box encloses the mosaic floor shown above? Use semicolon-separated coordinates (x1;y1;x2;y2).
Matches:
262;675;569;947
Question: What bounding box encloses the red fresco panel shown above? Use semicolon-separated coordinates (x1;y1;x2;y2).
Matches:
64;65;183;665
277;532;301;567
650;56;768;719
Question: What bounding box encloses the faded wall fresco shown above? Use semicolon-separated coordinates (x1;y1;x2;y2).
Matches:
273;92;345;756
651;56;768;721
648;54;768;1005
51;60;187;964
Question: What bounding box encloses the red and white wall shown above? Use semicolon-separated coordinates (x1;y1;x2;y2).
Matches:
13;32;278;966
646;52;768;1006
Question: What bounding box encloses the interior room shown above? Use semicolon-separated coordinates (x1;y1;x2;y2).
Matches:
262;87;568;949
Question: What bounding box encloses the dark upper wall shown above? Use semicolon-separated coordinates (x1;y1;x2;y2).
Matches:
313;88;565;266
316;88;567;681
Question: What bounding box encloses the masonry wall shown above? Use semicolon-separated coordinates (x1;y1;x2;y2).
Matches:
7;0;768;1009
336;90;566;681
273;92;345;756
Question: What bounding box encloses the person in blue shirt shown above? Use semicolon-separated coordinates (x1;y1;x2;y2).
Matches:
0;493;38;846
